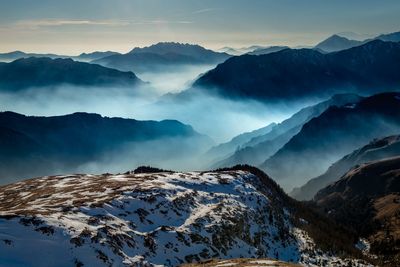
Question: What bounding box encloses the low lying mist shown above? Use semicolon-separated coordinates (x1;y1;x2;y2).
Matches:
76;136;213;174
0;85;310;143
137;64;215;94
0;135;213;185
0;64;324;185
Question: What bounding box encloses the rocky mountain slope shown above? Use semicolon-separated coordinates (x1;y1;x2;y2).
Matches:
314;156;400;266
0;57;142;91
193;40;400;102
0;166;370;267
291;135;400;200
261;92;400;190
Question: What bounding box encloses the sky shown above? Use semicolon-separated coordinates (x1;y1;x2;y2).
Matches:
0;0;400;55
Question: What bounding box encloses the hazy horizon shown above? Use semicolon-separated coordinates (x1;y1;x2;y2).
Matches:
1;0;400;55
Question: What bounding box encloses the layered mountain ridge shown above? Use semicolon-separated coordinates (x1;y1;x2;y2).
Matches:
0;50;120;63
291;135;400;200
314;31;400;53
0;111;211;184
193;40;400;102
93;42;231;73
210;93;363;169
261;92;400;190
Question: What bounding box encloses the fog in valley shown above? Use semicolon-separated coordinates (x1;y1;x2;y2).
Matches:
0;64;319;184
0;65;310;143
137;64;215;94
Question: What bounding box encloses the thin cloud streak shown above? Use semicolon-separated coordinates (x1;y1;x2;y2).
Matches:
129;20;193;25
192;8;217;14
14;19;193;29
16;19;129;28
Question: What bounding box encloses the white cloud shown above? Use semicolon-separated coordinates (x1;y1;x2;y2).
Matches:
129;20;193;25
192;8;217;14
16;19;129;29
14;19;192;29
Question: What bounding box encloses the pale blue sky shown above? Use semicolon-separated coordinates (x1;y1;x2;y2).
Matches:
1;0;399;54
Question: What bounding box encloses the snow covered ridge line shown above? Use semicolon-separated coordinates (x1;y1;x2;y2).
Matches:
0;169;371;266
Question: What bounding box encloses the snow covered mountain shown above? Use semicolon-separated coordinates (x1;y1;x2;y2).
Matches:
0;166;370;266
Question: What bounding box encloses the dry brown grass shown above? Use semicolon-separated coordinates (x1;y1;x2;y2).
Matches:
0;172;160;216
371;193;400;246
0;170;243;217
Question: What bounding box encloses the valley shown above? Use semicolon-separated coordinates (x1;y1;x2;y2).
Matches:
0;2;400;265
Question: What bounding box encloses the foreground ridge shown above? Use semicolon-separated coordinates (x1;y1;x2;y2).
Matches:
0;167;371;266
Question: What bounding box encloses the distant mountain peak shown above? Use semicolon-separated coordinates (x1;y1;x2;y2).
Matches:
79;50;117;56
76;51;120;61
94;42;231;73
193;40;400;102
315;34;362;52
328;34;346;39
128;42;208;54
318;34;353;45
248;46;289;55
374;30;400;42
